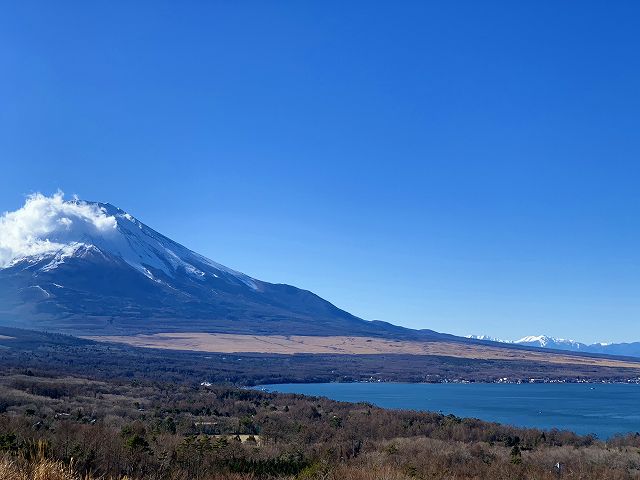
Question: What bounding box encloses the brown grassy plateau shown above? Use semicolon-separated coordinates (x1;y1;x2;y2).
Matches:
85;332;640;370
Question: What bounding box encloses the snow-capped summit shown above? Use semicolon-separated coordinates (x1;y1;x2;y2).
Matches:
0;192;256;289
513;335;585;349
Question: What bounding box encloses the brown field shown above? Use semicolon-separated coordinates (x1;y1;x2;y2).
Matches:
85;332;640;369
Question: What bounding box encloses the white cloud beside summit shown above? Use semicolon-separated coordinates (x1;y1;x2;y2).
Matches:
0;191;117;268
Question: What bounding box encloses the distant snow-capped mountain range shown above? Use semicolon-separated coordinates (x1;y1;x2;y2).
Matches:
467;334;640;358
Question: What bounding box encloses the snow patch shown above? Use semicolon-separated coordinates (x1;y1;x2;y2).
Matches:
29;285;50;298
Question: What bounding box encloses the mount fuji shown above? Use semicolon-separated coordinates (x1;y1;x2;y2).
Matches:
0;193;415;337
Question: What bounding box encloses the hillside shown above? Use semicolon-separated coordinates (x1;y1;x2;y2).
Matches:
1;356;640;480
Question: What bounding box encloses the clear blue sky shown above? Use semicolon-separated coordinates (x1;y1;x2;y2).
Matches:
2;2;639;343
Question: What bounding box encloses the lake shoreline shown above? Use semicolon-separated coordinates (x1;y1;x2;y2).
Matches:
258;382;640;439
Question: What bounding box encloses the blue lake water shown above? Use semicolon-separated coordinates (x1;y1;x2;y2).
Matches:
260;382;640;439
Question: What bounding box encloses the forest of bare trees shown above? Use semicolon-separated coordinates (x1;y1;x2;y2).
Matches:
1;366;640;479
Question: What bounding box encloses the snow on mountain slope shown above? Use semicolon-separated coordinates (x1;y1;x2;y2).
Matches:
514;335;586;349
467;334;586;349
0;192;257;289
465;334;505;342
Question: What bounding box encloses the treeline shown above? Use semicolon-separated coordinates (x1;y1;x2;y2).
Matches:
1;370;640;479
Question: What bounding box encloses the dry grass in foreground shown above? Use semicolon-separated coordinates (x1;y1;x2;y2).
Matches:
0;455;261;480
0;455;83;480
